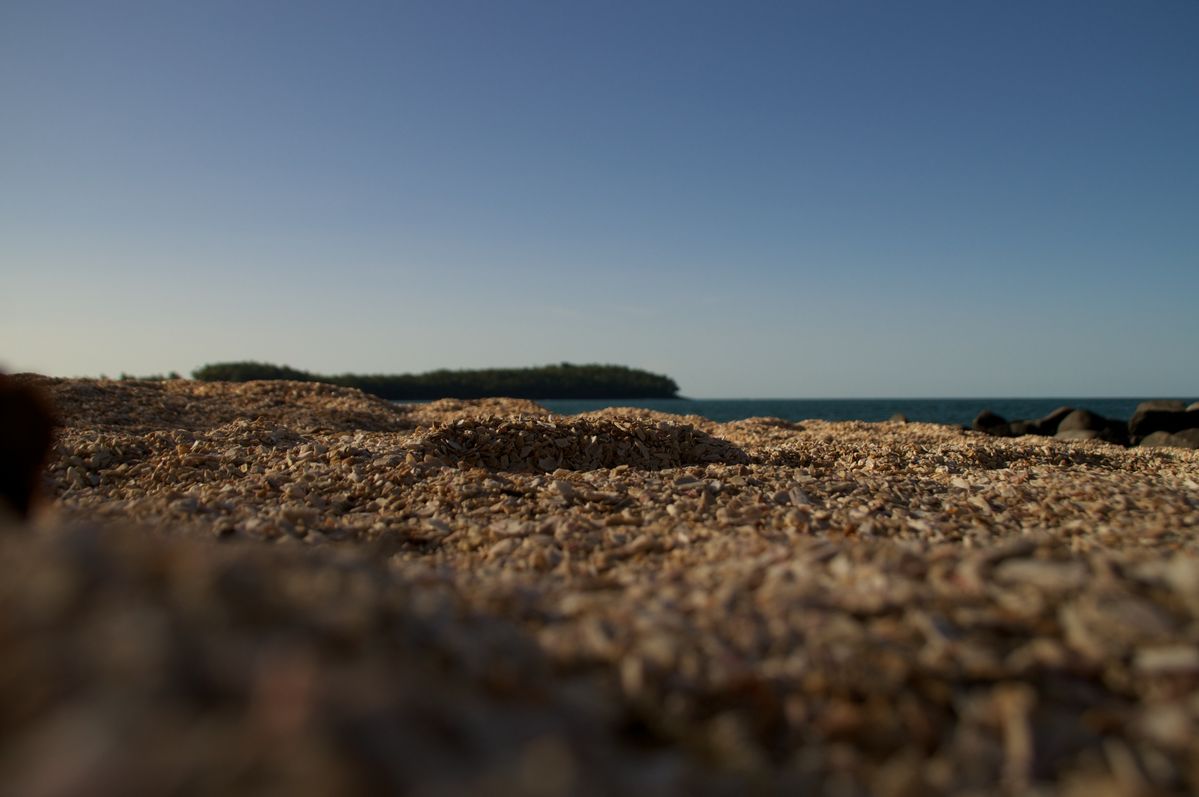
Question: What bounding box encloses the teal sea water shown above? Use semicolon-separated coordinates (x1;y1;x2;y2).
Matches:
536;398;1194;427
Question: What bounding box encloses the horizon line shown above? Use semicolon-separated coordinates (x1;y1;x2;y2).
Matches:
601;395;1199;402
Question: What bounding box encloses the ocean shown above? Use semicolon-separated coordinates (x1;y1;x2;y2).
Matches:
535;398;1194;427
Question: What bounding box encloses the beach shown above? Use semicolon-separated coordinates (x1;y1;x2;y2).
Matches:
4;375;1199;795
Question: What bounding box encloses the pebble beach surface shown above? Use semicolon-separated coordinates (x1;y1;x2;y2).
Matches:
5;376;1199;795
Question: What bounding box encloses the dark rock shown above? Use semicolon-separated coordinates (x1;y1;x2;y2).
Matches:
1138;431;1176;447
1058;409;1108;433
1129;408;1199;438
971;410;1011;437
1056;429;1104;442
1034;406;1075;436
1008;420;1039;436
1136;400;1187;414
1058;409;1127;445
1140;429;1199;449
1188;401;1199;413
1005;407;1074;437
1176;428;1199;448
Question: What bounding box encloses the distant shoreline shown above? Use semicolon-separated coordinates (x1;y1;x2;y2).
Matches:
530;396;1197;429
191;361;680;400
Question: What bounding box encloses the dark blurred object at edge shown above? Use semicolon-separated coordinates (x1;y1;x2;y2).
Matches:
0;372;57;519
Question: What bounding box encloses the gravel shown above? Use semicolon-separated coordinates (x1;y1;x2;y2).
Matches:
4;375;1199;795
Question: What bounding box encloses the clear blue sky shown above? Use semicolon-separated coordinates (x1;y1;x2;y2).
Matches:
3;1;1197;397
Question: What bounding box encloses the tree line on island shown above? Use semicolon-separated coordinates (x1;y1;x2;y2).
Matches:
190;361;681;400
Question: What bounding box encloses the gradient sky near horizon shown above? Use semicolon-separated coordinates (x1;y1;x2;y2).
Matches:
2;1;1197;398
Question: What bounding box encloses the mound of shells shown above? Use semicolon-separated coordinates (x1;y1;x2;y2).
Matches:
6;377;1199;795
11;374;416;433
407;397;551;426
407;415;750;472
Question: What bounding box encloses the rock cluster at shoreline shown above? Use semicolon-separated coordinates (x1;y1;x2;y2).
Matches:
972;400;1199;449
3;376;1199;795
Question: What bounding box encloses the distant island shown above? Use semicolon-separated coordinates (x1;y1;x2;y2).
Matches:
191;361;681;400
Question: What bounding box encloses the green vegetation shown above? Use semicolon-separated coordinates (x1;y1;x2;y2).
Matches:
191;363;311;383
191;361;680;400
118;371;182;381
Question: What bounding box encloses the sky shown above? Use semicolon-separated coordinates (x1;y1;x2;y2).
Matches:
2;1;1197;398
